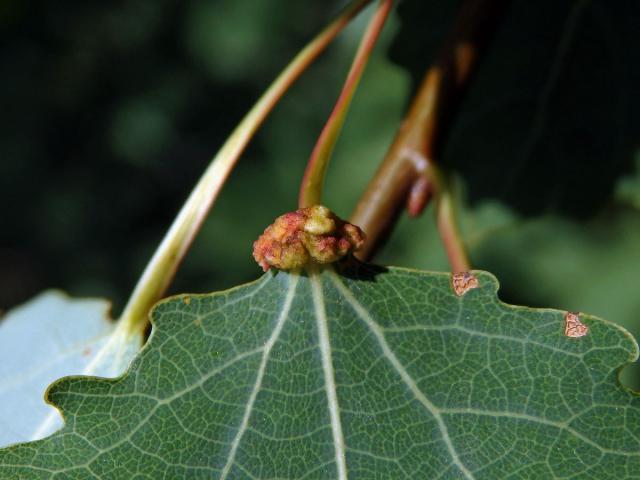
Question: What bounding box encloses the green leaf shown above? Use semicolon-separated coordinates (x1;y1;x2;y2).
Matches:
1;266;638;478
0;291;141;448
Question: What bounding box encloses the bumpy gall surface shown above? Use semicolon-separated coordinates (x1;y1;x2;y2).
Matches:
253;205;365;271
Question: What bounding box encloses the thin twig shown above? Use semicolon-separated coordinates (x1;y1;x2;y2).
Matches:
117;0;373;336
350;0;510;268
299;0;394;208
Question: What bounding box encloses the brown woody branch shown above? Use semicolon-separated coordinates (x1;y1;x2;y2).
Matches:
350;0;511;267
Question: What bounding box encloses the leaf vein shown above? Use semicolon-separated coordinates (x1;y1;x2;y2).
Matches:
219;273;299;479
311;270;348;480
328;271;477;480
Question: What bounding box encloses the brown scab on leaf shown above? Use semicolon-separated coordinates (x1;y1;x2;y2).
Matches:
452;271;479;296
252;205;365;271
564;312;588;338
183;296;191;305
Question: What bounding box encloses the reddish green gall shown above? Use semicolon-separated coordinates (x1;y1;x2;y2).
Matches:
253;205;365;271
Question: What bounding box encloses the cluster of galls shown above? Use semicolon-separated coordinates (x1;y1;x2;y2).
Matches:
252;205;365;271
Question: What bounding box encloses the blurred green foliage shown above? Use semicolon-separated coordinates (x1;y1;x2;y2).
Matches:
1;1;639;385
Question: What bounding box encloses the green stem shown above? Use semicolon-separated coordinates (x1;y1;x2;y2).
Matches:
116;0;373;336
298;0;394;208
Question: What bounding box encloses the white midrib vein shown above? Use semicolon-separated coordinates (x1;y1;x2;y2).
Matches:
328;270;476;480
219;273;299;479
310;271;348;480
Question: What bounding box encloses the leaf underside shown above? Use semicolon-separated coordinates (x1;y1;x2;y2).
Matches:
0;264;638;479
0;291;140;449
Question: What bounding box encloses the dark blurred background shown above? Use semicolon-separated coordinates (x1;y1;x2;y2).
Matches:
1;0;639;385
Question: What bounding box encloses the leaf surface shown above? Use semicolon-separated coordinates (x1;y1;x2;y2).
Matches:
0;291;141;448
0;266;638;479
